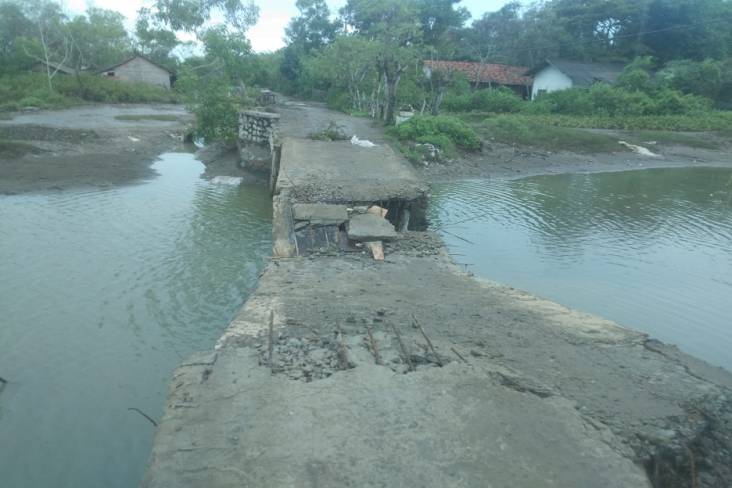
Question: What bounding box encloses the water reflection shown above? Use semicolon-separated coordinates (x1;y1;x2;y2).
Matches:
430;167;732;371
0;154;272;488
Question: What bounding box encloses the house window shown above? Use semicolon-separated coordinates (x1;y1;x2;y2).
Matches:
106;71;115;77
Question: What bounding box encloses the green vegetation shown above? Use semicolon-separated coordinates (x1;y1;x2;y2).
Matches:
474;117;623;153
309;121;349;141
3;0;732;150
457;114;729;152
0;73;178;111
458;113;732;132
390;115;481;158
443;87;524;113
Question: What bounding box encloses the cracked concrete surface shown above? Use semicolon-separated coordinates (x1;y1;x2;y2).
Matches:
144;247;732;488
143;101;732;488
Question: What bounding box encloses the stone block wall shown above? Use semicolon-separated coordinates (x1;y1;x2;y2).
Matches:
238;110;281;174
238;110;280;145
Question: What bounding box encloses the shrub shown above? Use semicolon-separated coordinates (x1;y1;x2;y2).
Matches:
392;115;481;151
0;72;178;109
470;87;523;113
478;115;624;153
524;83;713;117
326;89;351;112
441;93;471;112
415;133;456;155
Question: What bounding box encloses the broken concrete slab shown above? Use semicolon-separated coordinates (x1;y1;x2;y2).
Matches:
143;351;651;488
347;212;397;241
276;138;426;203
272;191;297;258
292;203;348;225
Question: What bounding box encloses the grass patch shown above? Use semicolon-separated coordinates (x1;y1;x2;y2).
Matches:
309;120;349;141
475;116;623;153
0;73;178;111
457;112;732;132
115;114;181;122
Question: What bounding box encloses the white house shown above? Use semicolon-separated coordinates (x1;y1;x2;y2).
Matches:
528;60;625;100
99;55;173;89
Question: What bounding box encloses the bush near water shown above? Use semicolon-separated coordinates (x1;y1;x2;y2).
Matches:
390;115;481;157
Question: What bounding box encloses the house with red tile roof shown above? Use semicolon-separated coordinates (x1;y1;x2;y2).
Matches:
423;60;533;98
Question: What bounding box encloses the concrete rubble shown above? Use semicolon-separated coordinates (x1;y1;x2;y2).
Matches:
143;100;732;488
347;212;397;241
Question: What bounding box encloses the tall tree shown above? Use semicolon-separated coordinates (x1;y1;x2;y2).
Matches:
341;0;422;124
280;0;337;88
67;8;131;71
285;0;337;53
0;2;34;74
135;8;180;65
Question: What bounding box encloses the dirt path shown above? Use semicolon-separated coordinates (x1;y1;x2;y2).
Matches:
0;104;193;194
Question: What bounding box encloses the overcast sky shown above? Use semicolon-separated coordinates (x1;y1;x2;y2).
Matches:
65;0;517;53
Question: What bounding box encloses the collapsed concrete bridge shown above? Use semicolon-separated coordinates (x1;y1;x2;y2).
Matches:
142;100;732;488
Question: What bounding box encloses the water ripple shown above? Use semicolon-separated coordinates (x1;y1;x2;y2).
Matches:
0;153;272;488
429;167;732;371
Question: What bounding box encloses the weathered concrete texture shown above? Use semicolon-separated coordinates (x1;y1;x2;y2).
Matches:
144;351;649;488
272;192;297;258
347;212;397;241
276;138;427;203
292;203;349;225
145;99;732;488
145;241;732;488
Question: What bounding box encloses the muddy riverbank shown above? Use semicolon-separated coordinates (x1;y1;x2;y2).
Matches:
0;104;193;194
418;132;732;181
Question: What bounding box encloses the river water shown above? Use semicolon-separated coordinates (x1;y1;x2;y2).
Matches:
429;167;732;372
0;153;272;488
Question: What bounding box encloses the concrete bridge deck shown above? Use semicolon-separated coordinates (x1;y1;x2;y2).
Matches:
277;138;425;204
142;102;732;488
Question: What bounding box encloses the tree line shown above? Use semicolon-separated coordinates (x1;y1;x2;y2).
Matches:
273;0;732;122
2;0;732;135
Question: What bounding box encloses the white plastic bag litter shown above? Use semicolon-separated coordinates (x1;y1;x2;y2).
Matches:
351;135;376;148
210;176;243;186
618;141;660;158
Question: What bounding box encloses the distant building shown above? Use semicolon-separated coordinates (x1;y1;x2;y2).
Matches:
423;60;533;98
99;55;172;89
527;59;625;100
32;60;76;76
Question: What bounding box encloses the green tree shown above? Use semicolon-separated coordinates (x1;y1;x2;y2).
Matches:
67;8;131;71
0;2;34;74
135;8;180;65
280;0;337;91
341;0;422;124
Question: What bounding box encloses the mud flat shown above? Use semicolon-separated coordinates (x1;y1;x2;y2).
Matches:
0;104;191;194
143;102;732;488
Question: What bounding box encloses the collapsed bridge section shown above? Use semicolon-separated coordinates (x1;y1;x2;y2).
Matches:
272;138;429;258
